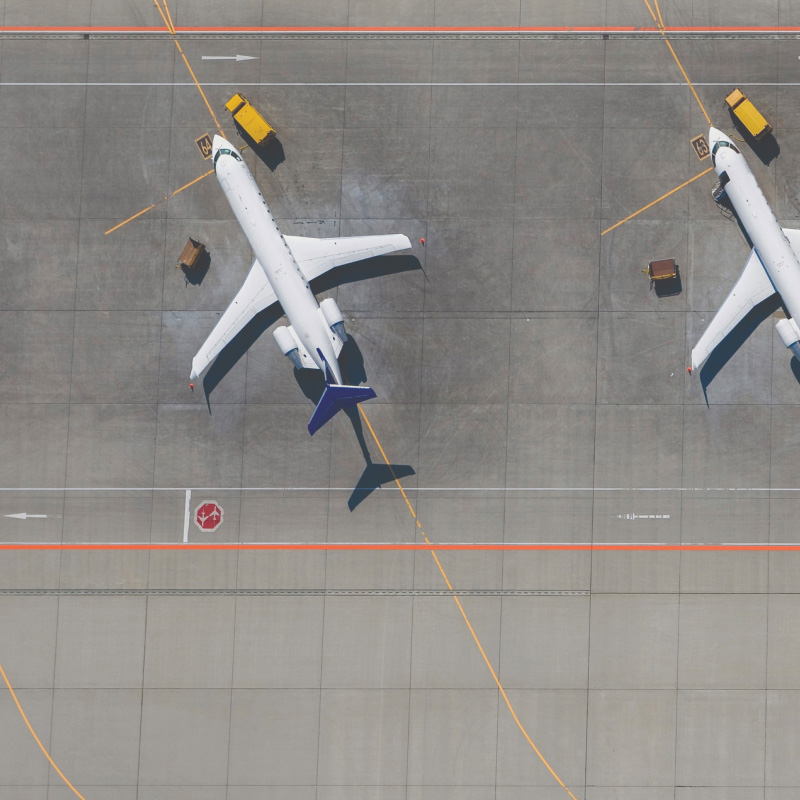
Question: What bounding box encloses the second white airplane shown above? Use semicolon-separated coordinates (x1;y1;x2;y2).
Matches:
691;126;800;373
191;135;411;434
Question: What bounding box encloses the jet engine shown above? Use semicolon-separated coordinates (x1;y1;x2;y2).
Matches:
775;317;800;361
272;325;303;369
319;297;347;341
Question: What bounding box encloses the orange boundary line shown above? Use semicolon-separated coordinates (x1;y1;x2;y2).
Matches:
5;25;800;32
0;543;797;551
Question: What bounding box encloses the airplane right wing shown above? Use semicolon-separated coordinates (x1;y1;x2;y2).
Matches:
284;234;411;283
691;248;776;372
190;258;278;381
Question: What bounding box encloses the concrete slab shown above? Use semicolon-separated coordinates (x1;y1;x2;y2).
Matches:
767;595;800;689
0;597;58;689
0;689;53;785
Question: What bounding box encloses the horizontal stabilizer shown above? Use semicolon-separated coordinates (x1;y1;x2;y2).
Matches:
308;382;376;435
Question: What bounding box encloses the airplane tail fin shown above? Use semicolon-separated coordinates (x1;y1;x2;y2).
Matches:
308;381;376;435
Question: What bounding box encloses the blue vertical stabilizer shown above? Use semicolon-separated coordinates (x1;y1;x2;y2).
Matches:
308;381;376;435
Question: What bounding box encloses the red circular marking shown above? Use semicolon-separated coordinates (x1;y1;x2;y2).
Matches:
194;501;224;532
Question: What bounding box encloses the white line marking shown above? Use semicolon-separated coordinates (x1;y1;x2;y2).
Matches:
201;54;258;61
1;81;798;87
0;486;795;492
4;513;48;520
0;540;793;547
617;513;671;520
183;489;191;544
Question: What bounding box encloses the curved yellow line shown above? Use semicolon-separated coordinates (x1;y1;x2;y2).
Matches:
0;660;88;800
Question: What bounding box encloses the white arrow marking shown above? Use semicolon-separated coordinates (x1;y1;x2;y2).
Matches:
5;513;48;520
616;514;671;520
201;54;258;61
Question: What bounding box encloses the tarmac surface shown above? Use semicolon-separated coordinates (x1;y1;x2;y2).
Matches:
2;0;800;798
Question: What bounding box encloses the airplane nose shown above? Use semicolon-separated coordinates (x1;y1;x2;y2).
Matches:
211;134;228;156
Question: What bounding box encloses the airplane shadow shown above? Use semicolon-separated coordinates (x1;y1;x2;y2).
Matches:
698;293;783;400
234;122;286;172
792;356;800;385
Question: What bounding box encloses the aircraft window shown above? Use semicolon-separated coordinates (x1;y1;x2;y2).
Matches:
711;140;740;165
213;148;242;164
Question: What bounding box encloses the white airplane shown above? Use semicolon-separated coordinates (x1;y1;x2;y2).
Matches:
691;126;800;374
190;135;411;434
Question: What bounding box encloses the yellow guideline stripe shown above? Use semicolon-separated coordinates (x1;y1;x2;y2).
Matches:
0;660;88;800
647;0;712;125
104;167;214;235
358;407;580;800
155;0;225;135
601;166;713;236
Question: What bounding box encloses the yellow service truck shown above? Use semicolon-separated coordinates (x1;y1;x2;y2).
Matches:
725;88;772;141
225;93;276;145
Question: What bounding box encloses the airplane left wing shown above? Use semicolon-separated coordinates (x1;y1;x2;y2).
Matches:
190;258;278;380
284;234;411;283
691;247;776;372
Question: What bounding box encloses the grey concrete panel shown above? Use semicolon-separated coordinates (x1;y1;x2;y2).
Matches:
770;405;800;486
70;312;161;403
58;549;151;591
422;317;510;404
770;333;800;404
0;689;52;785
65;405;157;487
766;690;800;786
407;689;498;785
429;128;517;219
77;219;165;311
411;596;500;688
434;0;520;25
321;596;412;688
258;86;345;131
348;0;433;26
346;40;433;83
147;550;239;589
0;404;68;487
594;496;679;544
589;595;678;689
138;689;231;785
0;312;74;402
0;492;64;543
237;548;326;589
0;219;78;310
770;498;800;544
509;317;598;404
54;596;146;688
328;487;416;544
317;688;410;785
409;789;495;800
499;596;590;689
597;311;686;405
496;690;587;788
600;220;688;312
418;404;507;488
679;550;768;594
587;690;676;786
0;789;46;800
0;551;61;590
519;39;605;83
416;494;503;543
322;789;406;800
767;595;800;688
346;85;430;131
232;596;324;688
506;404;596;488
517;85;604;130
254;128;344;220
503;495;593;543
0;85;85;128
605;85;691;131
422;218;514;311
673;791;763;800
516;127;602;221
692;39;778;81
257;40;346;85
681;405;771;487
676;690;766;786
0;39;87;80
337;218;426;312
511;220;600;312
158;312;247;406
342;127;429;220
414;549;504;591
603;39;689;84
239;492;330;542
681;498;769;544
431;86;518;129
521;0;605;24
144;596;235;688
591;550;681;594
0;597;58;689
589;790;672;800
432;40;518;82
229;789;315;800
769;551;800;593
153;403;245;486
84;86;173;132
594;405;683;487
678;595;767;689
228;689;320;785
325;551;415;591
49;689;142;785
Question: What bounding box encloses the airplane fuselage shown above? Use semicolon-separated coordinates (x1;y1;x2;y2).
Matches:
214;143;343;383
713;135;800;323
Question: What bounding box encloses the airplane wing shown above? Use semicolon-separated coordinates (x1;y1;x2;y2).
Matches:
284;234;411;283
691;248;776;372
190;258;278;380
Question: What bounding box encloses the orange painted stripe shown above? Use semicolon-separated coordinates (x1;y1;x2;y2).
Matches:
0;543;796;551
4;25;800;33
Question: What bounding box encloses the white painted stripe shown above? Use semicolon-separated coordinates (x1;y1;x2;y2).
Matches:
182;489;191;543
0;541;793;547
0;81;797;87
0;486;795;492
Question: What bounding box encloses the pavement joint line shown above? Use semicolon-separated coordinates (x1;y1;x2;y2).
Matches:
5;81;800;87
358;406;580;800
